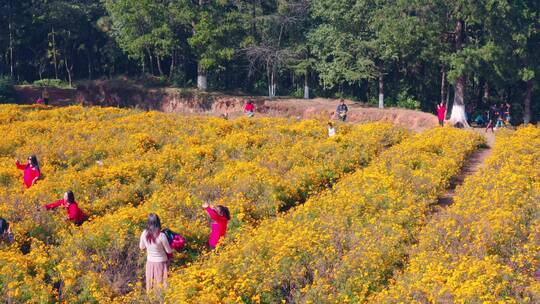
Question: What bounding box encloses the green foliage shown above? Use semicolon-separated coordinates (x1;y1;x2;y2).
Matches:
32;79;71;89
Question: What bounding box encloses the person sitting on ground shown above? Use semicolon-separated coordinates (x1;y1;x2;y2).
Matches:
139;213;172;292
15;155;41;188
0;218;14;244
336;99;348;122
336;99;349;121
202;203;230;250
244;100;255;118
436;102;446;126
35;97;45;105
327;122;336;137
44;191;88;226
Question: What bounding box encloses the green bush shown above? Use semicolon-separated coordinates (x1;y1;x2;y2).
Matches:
33;78;72;88
0;76;16;103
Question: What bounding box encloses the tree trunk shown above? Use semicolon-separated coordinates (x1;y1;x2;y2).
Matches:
169;50;175;79
483;82;490;104
303;68;309;99
524;79;533;124
146;48;154;75
65;58;72;87
440;68;446;104
8;2;14;78
156;55;164;76
52;27;59;79
449;19;469;127
378;73;384;109
197;64;207;91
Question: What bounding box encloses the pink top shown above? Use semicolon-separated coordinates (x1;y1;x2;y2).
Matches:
437;105;446;120
16;161;41;188
44;199;88;225
206;207;229;247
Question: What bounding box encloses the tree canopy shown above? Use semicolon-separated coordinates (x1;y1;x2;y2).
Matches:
0;0;539;122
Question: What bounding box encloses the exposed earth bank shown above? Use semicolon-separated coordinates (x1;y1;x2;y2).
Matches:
13;80;438;131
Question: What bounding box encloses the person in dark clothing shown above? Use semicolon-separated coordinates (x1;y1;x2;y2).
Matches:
336;99;348;122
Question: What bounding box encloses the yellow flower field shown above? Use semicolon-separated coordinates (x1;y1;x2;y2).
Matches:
164;127;484;303
373;126;540;303
0;105;405;302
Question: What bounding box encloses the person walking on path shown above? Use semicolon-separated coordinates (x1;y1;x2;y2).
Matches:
15;155;41;188
202;203;230;249
436;102;446;126
139;213;172;292
485;106;496;133
44;191;88;226
336;99;348;122
0;218;14;244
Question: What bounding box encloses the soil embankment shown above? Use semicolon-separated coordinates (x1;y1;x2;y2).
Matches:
14;80;438;131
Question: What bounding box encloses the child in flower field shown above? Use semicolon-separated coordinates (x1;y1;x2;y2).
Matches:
139;213;172;292
202;203;230;249
44;191;88;226
244;100;255;117
0;218;14;244
15;155;41;188
328;122;336;137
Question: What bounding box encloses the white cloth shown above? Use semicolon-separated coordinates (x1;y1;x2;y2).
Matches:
139;230;172;262
328;127;336;137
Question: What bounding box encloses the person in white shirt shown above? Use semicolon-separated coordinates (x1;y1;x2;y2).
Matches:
139;213;172;292
328;122;336;137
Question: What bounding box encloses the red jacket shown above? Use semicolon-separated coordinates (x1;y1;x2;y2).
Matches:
206;207;228;247
244;103;255;112
45;199;88;225
437;105;446;121
16;161;41;188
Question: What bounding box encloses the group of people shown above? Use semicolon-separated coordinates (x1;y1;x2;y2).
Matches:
436;102;512;131
3;154;232;293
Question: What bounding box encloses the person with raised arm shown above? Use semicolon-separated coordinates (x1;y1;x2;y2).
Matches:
15;155;41;188
202;202;230;249
44;191;88;226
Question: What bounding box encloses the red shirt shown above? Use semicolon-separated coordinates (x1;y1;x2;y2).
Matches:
437;105;446;121
244;103;255;112
45;199;88;225
16;161;41;188
206;207;229;247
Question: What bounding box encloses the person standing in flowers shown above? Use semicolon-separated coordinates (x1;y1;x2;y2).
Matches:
328;122;336;137
15;155;41;188
244;100;255;117
139;213;172;292
44;191;88;226
202;203;230;249
0;218;14;244
436;102;446;126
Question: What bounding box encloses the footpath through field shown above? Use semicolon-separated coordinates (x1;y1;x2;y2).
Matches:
436;127;495;207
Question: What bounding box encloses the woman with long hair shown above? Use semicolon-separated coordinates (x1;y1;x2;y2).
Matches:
139;213;172;292
15;155;41;188
44;191;88;226
202;203;230;249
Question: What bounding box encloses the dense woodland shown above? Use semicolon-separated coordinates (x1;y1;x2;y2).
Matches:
0;0;539;122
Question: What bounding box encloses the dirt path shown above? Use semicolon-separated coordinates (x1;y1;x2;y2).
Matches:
437;128;495;206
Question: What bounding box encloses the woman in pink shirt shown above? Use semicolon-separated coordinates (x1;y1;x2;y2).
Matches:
139;213;172;292
44;191;88;226
15;155;41;188
202;203;230;249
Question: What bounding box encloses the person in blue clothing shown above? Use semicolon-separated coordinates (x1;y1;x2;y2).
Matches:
336;99;348;122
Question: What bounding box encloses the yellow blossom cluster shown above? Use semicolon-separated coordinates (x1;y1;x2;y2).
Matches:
0;104;405;302
164;127;484;303
373;126;540;303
